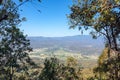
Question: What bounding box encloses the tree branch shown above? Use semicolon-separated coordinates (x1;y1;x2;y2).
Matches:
0;0;29;22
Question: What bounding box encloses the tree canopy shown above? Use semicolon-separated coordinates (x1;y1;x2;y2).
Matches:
69;0;120;54
69;0;120;79
39;57;82;80
0;0;41;22
0;0;40;79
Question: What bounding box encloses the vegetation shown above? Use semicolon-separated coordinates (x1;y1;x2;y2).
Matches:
0;0;120;80
0;0;40;80
69;0;120;79
69;0;120;52
39;57;82;80
93;47;120;80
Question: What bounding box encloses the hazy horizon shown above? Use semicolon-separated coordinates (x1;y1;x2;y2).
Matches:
27;34;93;37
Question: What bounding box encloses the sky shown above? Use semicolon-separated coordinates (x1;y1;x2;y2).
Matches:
19;0;89;37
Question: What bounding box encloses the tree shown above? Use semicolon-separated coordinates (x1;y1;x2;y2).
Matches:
94;47;120;80
69;0;120;56
0;26;36;80
68;0;120;79
39;57;63;80
0;0;41;22
0;0;40;79
39;57;83;80
63;57;82;80
93;48;109;80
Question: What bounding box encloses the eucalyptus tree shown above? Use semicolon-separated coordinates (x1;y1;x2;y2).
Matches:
0;0;40;79
68;0;120;79
69;0;120;57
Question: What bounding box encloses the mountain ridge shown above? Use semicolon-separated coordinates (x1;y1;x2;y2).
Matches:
28;35;105;55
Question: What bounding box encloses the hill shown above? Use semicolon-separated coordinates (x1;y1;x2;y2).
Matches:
28;35;104;56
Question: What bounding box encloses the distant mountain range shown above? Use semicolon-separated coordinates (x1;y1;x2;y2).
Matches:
28;35;105;55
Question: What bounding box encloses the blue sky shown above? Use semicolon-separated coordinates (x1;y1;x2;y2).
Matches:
19;0;89;37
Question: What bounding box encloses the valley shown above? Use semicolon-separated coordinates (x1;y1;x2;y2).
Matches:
28;35;104;68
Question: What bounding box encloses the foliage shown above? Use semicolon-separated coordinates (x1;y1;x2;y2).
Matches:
0;0;39;79
94;48;120;80
0;0;41;22
39;57;83;80
63;57;82;80
39;57;62;80
0;26;36;79
98;48;108;65
69;0;120;79
93;48;109;80
94;56;120;80
69;0;120;51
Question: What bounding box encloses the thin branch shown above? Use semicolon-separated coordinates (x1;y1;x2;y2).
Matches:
12;0;29;12
0;0;29;22
0;15;8;22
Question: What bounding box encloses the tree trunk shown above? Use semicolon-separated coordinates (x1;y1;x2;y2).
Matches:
111;27;118;51
9;63;14;80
